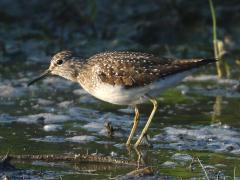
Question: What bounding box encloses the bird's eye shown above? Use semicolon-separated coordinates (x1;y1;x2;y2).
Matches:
56;59;64;65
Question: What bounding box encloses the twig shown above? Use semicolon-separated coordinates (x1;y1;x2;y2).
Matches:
104;122;115;137
196;157;209;180
0;153;142;167
126;167;154;177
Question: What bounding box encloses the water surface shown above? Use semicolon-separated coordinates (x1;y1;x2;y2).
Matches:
0;1;240;179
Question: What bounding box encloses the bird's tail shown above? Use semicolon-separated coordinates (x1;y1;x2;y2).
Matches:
174;58;218;69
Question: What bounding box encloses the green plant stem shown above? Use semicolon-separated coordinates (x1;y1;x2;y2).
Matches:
208;0;222;78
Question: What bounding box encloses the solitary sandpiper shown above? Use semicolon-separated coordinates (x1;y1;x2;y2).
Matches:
28;51;216;147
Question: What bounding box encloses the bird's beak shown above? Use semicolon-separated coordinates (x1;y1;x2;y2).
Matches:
28;69;51;86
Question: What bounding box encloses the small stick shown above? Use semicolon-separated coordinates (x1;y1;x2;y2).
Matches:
197;157;209;180
0;153;142;167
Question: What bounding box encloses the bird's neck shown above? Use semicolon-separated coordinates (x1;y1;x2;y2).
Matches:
58;60;85;83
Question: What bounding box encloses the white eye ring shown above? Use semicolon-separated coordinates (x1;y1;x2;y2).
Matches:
56;59;64;65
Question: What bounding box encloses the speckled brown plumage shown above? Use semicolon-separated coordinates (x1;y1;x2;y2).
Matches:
78;51;215;89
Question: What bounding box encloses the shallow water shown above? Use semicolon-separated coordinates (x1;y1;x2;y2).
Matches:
0;1;240;179
0;58;240;179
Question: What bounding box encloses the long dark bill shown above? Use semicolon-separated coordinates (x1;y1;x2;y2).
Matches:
28;69;51;86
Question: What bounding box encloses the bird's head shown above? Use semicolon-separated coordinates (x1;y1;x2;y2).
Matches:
28;50;81;86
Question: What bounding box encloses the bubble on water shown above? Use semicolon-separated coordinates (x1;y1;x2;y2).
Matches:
30;136;65;143
57;101;73;108
114;143;125;149
83;122;104;132
171;153;192;162
110;151;117;157
162;161;177;168
18;113;70;124
37;98;54;106
43;124;62;132
117;107;134;114
153;125;240;154
222;124;230;129
96;140;115;145
230;149;240;155
215;163;227;168
65;135;97;143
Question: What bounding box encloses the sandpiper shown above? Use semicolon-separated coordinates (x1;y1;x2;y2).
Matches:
28;51;216;147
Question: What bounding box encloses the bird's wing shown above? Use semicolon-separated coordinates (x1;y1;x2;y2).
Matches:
88;52;215;88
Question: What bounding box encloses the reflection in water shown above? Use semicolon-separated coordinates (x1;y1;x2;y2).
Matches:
127;146;146;168
211;96;222;123
135;147;145;168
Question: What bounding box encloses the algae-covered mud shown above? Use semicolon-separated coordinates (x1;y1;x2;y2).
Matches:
0;1;240;179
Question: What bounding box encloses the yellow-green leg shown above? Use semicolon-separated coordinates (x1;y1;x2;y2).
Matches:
126;106;139;146
134;97;158;147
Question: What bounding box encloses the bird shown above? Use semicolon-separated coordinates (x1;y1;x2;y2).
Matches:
28;50;216;147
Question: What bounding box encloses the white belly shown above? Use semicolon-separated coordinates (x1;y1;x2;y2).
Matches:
86;72;190;105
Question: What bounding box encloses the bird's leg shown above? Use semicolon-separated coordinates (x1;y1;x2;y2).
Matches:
143;134;153;148
126;106;140;146
134;147;145;168
134;97;158;147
